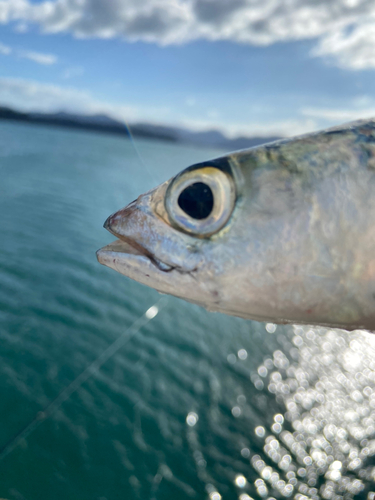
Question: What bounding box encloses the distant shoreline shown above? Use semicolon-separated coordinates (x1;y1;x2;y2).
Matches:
0;105;282;150
0;106;178;143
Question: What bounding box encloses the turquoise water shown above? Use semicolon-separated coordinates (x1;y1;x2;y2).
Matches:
1;121;375;500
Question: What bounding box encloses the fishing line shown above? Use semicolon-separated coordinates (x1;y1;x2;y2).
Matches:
0;298;168;461
122;119;159;185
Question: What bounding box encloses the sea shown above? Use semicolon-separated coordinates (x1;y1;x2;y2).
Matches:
1;120;375;500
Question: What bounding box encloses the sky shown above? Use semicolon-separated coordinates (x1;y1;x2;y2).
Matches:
0;0;375;137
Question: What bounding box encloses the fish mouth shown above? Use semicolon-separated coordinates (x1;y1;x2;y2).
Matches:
97;220;173;273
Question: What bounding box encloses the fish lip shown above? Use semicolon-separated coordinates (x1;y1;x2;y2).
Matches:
101;216;173;272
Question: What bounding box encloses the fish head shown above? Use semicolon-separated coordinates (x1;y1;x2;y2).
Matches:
96;156;249;312
96;143;314;323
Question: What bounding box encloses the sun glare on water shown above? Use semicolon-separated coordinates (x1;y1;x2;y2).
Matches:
249;325;375;499
187;324;375;499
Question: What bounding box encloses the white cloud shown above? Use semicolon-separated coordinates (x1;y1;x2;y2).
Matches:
0;77;164;123
1;0;375;69
0;77;93;113
179;98;375;137
0;40;57;65
311;21;375;69
20;50;57;65
302;104;375;122
0;42;11;55
173;115;320;138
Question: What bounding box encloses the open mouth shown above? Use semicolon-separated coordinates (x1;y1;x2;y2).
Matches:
97;209;174;273
97;238;146;258
96;237;173;272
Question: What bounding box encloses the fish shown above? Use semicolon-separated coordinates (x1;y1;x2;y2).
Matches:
97;118;375;331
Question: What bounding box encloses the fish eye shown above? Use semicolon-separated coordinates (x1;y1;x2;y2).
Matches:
178;182;214;220
165;166;235;237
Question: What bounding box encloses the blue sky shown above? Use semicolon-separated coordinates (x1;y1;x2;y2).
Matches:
0;0;375;137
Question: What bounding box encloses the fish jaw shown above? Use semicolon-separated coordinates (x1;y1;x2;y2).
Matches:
96;239;152;273
96;239;201;300
99;185;204;274
96;187;218;307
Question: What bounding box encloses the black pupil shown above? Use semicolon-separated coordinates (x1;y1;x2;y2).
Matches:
178;182;214;220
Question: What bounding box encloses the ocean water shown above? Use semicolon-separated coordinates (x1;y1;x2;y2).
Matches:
1;121;375;500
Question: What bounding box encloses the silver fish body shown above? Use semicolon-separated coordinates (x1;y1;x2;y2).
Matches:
97;119;375;331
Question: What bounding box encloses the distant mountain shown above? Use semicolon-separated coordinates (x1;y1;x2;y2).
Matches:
30;111;125;127
129;122;281;150
0;106;282;150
